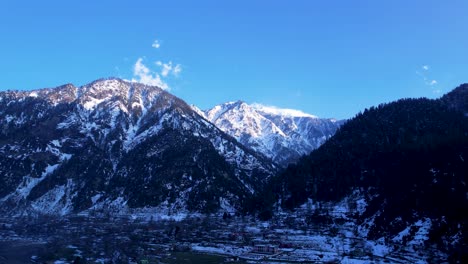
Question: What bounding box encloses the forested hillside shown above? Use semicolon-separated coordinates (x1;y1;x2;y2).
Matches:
249;85;468;260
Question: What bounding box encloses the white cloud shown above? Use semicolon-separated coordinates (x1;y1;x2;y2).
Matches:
156;61;182;77
130;40;182;89
417;65;438;87
132;58;169;90
161;63;172;77
416;65;441;94
173;64;182;76
152;39;161;49
251;103;317;118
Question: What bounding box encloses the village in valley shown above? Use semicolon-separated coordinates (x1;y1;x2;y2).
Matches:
0;199;438;264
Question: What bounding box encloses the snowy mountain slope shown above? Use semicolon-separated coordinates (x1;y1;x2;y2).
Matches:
201;101;344;166
0;78;276;216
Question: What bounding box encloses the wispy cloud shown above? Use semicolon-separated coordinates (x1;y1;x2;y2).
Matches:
152;39;161;49
156;61;182;77
251;103;317;118
129;40;182;89
416;65;439;93
132;58;169;90
173;64;182;76
161;63;172;77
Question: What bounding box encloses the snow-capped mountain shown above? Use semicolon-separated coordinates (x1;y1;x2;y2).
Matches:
200;101;344;166
0;78;276;216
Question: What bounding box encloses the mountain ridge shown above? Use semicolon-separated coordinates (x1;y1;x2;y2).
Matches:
0;78;277;216
200;100;343;166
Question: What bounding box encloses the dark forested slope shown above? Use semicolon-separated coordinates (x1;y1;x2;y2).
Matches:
251;84;468;257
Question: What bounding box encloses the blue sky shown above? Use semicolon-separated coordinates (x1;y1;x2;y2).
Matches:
0;0;467;119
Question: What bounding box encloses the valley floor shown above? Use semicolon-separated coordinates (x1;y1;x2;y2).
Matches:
0;206;446;264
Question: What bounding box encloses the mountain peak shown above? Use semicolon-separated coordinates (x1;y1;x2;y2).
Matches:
233;100;246;105
78;77;168;97
0;78;180;117
204;101;343;166
221;100;247;108
77;78;170;112
0;78;276;215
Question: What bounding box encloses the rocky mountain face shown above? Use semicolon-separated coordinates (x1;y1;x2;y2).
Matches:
0;78;276;216
200;101;343;166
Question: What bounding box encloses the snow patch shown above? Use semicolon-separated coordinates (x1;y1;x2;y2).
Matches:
15;164;59;199
220;197;235;213
91;194;103;204
355;198;367;215
31;179;75;215
83;97;105;110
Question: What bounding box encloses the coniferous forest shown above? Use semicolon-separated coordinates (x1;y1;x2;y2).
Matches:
249;84;468;259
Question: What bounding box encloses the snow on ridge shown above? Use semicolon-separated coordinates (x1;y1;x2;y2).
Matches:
77;78;167;113
190;104;206;119
251;103;318;118
1;78;278;216
203;100;340;165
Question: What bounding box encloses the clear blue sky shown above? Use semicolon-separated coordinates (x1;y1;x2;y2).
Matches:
1;0;467;119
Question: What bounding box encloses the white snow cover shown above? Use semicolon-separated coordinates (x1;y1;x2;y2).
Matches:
203;101;342;165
